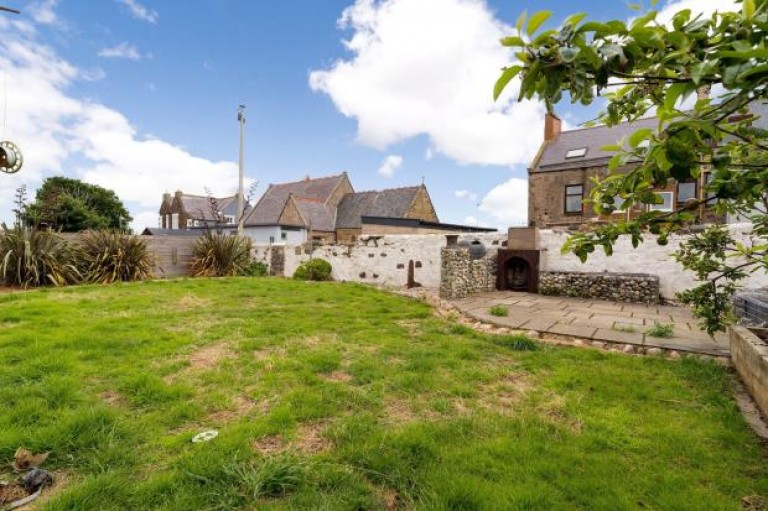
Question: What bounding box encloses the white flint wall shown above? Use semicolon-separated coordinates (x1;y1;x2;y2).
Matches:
538;224;768;298
251;225;767;300
254;233;507;288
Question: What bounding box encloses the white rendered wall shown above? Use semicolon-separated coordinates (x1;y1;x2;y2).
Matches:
244;226;306;245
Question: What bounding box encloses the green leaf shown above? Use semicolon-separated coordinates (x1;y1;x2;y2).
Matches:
737;64;768;82
663;82;689;112
744;0;755;19
564;12;588;26
493;66;521;101
516;10;527;34
500;36;525;47
629;128;653;148
527;11;552;37
558;47;580;63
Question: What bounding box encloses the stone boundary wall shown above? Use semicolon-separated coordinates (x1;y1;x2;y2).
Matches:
253;233;507;288
538;224;768;299
731;326;768;417
539;271;660;304
439;247;498;300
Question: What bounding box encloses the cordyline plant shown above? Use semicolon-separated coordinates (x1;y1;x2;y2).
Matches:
495;0;768;334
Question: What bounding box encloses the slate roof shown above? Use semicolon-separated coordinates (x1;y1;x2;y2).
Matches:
335;186;423;229
537;101;768;173
141;227;200;236
244;173;347;227
535;117;658;172
293;197;336;232
178;194;237;221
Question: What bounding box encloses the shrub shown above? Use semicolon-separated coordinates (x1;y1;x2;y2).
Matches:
0;223;80;288
489;305;508;317
244;260;268;277
647;322;675;339
293;259;332;281
77;231;154;284
190;233;253;277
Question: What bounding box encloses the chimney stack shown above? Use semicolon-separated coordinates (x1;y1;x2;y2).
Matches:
544;112;562;142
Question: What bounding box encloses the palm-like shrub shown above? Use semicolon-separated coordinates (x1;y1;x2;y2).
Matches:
293;258;332;281
190;233;253;277
0;223;80;288
77;231;154;284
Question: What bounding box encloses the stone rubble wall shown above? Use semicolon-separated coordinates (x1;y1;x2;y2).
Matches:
539;271;660;304
439;247;498;300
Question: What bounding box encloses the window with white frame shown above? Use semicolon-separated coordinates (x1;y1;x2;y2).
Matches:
158;216;163;228
171;213;179;229
224;215;235;224
611;195;627;213
187;219;194;227
649;191;674;212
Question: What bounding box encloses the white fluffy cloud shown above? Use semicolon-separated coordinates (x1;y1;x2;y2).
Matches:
454;189;478;202
377;154;403;178
116;0;158;24
98;42;147;61
478;178;528;226
309;0;545;167
0;13;236;231
657;0;739;23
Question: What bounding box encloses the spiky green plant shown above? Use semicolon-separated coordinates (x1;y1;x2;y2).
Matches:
77;231;154;284
0;223;80;288
190;233;253;277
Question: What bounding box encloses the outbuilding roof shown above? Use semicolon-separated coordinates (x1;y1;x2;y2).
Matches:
335;186;423;229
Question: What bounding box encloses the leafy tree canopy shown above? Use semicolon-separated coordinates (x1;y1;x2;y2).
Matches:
496;0;768;333
26;177;132;233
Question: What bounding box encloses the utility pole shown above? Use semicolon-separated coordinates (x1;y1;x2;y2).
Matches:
237;105;246;236
0;6;21;14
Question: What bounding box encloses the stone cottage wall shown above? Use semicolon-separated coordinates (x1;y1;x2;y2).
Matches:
539;271;659;303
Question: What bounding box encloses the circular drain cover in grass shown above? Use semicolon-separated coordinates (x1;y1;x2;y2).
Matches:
192;430;219;443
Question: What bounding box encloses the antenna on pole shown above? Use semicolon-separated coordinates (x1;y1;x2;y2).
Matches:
236;105;246;236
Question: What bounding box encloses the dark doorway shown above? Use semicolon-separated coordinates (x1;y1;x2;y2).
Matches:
497;249;540;293
505;258;531;291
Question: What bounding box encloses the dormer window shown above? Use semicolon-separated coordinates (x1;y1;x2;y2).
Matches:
565;148;587;158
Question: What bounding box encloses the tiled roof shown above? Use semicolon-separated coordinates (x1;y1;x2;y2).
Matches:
244;173;347;226
178;194;249;222
536;117;658;172
335;186;422;229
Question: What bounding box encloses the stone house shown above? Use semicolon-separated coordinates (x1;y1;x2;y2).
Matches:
241;172;493;244
158;191;249;230
528;113;723;229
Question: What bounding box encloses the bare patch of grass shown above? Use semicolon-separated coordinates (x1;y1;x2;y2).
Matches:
252;435;285;455
100;391;126;407
478;373;531;413
187;342;235;371
176;294;213;310
536;394;583;433
322;371;353;383
294;421;332;454
207;395;264;423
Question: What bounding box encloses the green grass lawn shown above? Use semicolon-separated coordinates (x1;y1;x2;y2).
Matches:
0;278;766;510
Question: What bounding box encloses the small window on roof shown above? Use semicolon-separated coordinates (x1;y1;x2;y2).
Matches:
565;148;587;158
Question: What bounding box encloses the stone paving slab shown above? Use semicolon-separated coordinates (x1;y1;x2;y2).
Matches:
453;291;728;356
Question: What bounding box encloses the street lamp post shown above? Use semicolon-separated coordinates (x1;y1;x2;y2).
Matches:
237;105;246;236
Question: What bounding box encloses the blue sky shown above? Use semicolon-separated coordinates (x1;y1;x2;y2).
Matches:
0;0;723;230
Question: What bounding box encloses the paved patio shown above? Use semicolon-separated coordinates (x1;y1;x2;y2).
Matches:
452;292;730;356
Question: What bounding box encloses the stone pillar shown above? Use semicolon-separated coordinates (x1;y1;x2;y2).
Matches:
269;246;285;277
